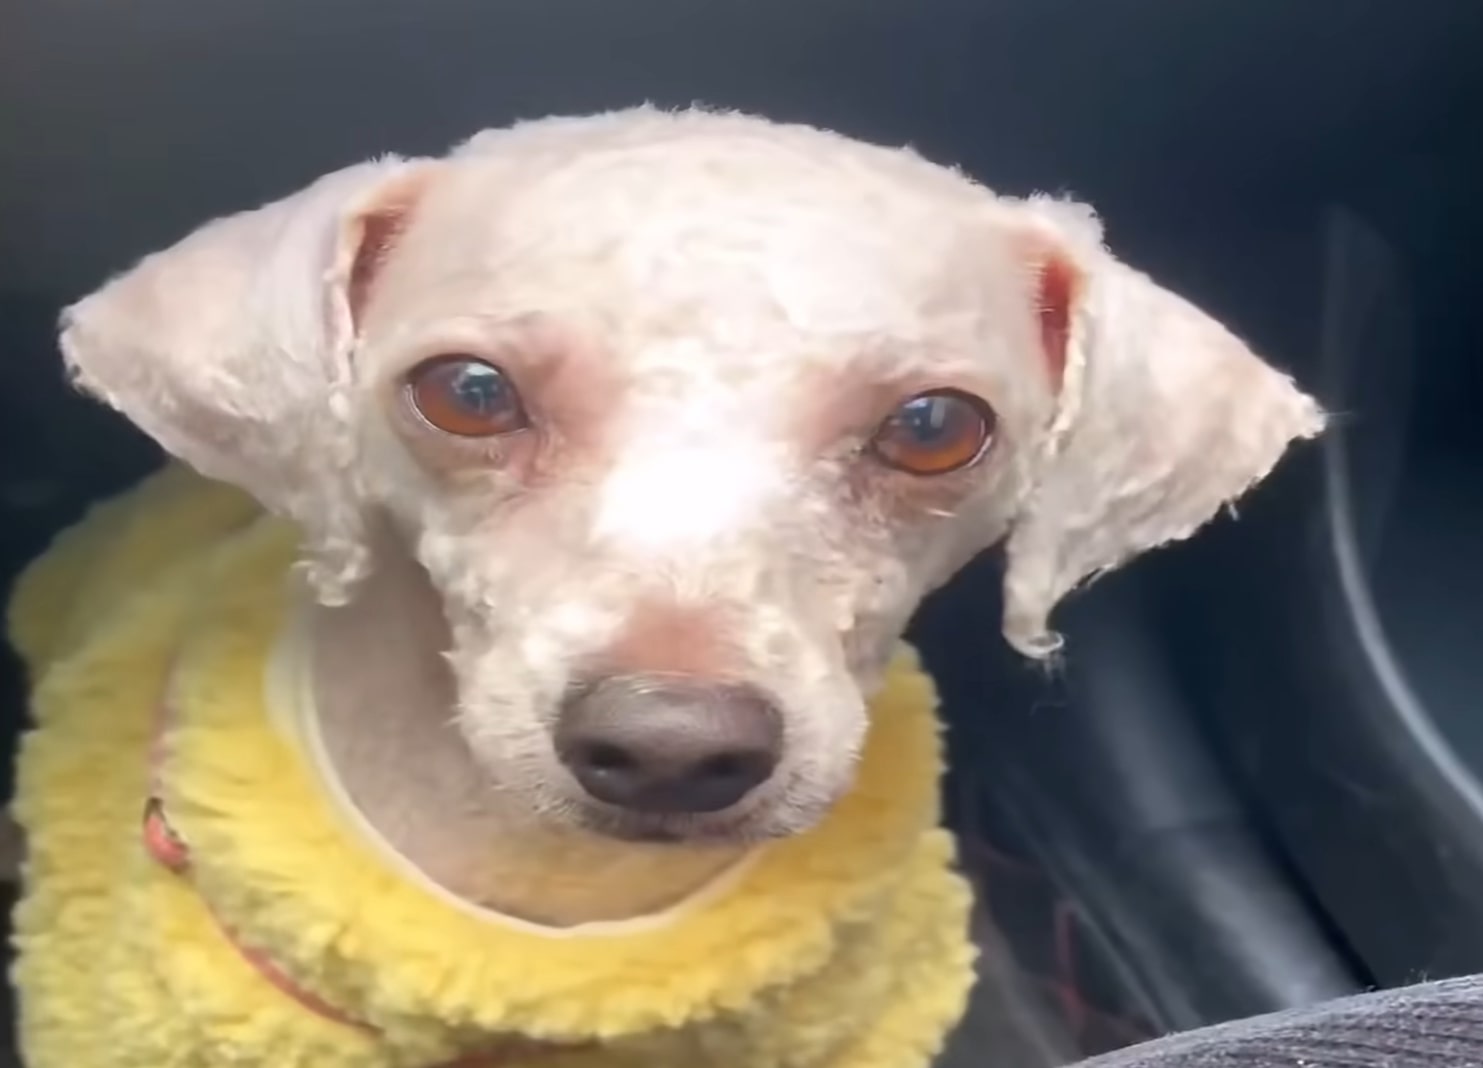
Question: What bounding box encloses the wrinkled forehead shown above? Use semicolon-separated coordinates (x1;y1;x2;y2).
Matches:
366;139;1028;372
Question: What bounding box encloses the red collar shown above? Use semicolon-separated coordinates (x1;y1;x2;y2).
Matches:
142;680;578;1067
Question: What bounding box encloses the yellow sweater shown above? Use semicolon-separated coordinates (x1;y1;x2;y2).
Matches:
7;466;976;1068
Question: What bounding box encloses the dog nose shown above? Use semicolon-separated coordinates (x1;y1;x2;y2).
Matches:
555;677;783;814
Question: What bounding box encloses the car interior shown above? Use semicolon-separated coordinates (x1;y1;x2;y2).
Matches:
2;2;1480;1064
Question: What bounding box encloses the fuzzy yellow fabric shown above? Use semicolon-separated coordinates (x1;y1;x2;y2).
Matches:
8;465;976;1068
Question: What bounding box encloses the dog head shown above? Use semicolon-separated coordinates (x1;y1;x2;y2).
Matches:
60;108;1322;843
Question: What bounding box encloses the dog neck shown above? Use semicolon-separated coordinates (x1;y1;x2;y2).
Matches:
287;541;749;929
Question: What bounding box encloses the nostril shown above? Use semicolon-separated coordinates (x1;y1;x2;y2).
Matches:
697;750;770;783
679;749;777;811
582;742;637;774
700;753;745;778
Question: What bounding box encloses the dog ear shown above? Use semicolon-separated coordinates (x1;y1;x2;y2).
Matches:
59;156;438;601
998;197;1325;657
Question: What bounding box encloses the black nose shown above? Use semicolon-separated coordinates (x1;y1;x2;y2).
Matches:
555;676;783;815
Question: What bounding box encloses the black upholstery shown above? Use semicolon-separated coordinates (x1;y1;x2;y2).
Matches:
1077;977;1483;1068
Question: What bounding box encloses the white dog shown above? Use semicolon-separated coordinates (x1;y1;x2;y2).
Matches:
8;107;1323;1068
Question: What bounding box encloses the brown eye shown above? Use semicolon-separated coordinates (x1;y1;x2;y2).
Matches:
405;356;528;438
869;389;995;475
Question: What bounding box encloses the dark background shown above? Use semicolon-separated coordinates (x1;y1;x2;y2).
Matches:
2;2;1480;1063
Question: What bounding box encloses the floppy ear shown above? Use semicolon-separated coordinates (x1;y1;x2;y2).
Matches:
58;155;436;601
999;196;1326;657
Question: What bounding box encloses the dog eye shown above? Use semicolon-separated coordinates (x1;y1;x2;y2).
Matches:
405;356;529;438
868;389;995;475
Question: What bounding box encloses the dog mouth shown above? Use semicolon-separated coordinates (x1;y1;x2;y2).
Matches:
568;789;820;846
574;806;779;846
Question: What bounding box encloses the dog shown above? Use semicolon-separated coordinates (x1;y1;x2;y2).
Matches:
7;107;1323;1067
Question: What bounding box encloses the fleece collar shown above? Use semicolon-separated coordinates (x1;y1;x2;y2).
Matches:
11;466;973;1068
160;522;953;1052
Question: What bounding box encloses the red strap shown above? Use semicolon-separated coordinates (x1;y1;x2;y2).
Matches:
141;797;189;874
141;777;376;1033
141;683;578;1065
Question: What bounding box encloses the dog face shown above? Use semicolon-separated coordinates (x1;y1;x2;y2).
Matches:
59;108;1323;843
